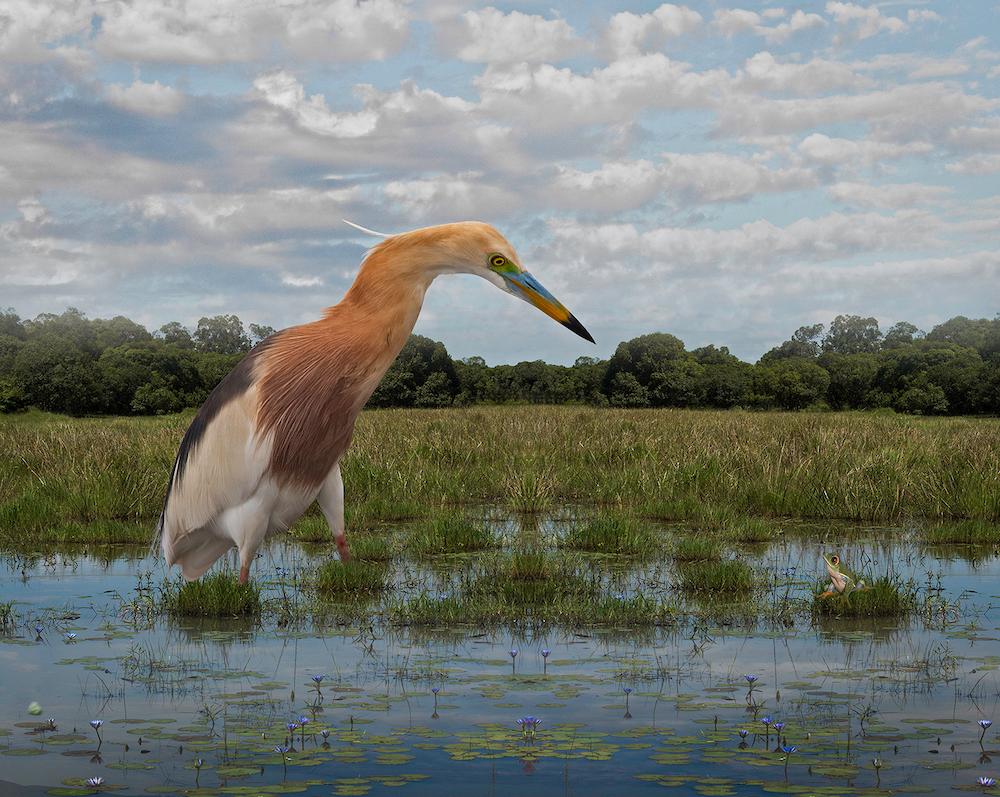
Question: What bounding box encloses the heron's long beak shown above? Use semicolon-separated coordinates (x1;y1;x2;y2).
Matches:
501;271;595;343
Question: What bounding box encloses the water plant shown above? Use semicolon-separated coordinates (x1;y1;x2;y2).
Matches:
561;515;656;555
541;647;550;673
672;537;721;562
161;572;262;617
813;576;917;617
677;559;755;593
409;515;493;556
982;719;994;744
89;719;103;745
314;559;389;594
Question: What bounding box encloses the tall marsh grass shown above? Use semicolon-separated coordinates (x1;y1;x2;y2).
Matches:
2;408;998;547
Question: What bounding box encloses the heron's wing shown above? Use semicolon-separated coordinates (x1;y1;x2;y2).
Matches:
159;348;273;578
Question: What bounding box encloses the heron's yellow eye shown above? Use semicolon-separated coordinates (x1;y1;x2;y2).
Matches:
489;254;507;269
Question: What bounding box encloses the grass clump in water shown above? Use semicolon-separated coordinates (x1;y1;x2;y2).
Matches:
315;559;389;594
812;576;916;617
728;518;776;544
162;572;261;618
409;515;493;556
672;537;721;562
562;515;657;554
923;520;1000;545
677;559;755;593
471;550;596;605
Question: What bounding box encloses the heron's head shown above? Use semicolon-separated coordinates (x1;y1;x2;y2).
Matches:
386;221;595;344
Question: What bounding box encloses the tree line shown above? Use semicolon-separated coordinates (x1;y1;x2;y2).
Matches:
0;308;997;416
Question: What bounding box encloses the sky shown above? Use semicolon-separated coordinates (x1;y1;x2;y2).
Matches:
1;1;998;364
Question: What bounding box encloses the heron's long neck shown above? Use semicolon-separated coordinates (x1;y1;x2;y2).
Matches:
327;248;434;375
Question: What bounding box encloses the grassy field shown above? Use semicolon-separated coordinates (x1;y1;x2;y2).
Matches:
1;407;998;550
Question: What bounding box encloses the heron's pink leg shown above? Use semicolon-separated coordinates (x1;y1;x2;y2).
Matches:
239;564;250;584
318;462;350;562
336;533;351;562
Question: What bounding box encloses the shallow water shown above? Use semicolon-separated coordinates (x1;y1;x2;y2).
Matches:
2;524;1000;796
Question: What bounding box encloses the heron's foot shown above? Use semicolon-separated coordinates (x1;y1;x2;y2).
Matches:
336;535;351;563
818;590;834;599
239;564;250;584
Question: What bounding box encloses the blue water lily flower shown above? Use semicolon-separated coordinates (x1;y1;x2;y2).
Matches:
978;776;997;788
541;649;550;658
738;729;748;738
773;721;785;732
744;674;758;684
86;776;104;787
781;745;798;754
761;716;772;726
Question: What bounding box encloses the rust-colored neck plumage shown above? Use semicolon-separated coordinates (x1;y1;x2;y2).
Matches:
255;238;437;488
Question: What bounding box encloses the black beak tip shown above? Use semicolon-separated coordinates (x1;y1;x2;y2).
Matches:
564;313;595;344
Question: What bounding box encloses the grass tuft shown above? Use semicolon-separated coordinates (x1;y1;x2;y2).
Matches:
162;572;261;618
672;537;721;562
315;559;390;594
677;559;755;593
923;520;1000;545
812;576;916;617
409;515;493;556
562;515;657;555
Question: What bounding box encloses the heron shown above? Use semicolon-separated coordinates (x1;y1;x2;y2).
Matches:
158;221;594;583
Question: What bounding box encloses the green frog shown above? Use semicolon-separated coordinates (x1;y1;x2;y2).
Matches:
819;553;866;598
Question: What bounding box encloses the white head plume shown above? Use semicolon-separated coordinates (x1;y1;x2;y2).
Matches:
342;219;391;237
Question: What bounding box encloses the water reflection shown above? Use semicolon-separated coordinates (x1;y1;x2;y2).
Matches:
0;520;999;795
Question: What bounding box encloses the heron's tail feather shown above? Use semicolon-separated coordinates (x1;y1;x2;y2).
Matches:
163;528;234;582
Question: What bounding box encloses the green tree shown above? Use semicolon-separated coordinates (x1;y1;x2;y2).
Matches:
822;315;882;355
608;372;649;407
753;359;831;410
249;323;277;345
603;333;687;400
820;352;879;409
12;338;102;415
760;324;824;363
369;335;458;408
193;315;250;355
883;321;923;349
158;321;194;349
0;308;26;340
927;315;994;352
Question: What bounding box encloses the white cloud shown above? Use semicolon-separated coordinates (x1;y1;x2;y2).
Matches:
737;51;868;93
946;154;1000;174
712;8;823;43
95;0;409;63
252;71;379;138
798;133;933;165
0;0;94;61
605;3;702;57
828;181;951;208
281;274;324;288
475;54;726;131
907;9;943;24
825;2;908;44
106;79;186;116
383;173;519;219
440;7;581;63
544;210;940;276
717;82;996;138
